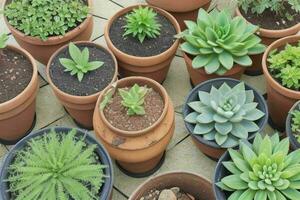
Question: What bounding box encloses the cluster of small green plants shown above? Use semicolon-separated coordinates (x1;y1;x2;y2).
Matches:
268;42;300;90
7;129;107;200
292;107;300;143
4;0;89;40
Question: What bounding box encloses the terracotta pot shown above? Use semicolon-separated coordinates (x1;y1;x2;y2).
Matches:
146;0;211;30
183;52;245;87
4;0;94;65
93;76;175;176
183;78;268;160
129;171;214;200
236;8;300;76
104;5;180;84
286;101;300;150
47;41;118;130
0;45;39;144
262;35;300;130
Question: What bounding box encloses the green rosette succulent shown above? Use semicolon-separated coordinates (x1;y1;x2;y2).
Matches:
177;8;266;75
185;82;265;148
217;133;300;200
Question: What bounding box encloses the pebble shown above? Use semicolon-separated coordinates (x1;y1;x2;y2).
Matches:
158;189;177;200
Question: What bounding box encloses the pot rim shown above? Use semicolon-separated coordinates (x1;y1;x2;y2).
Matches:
96;76;169;137
104;4;181;62
262;35;300;99
182;78;269;150
0;45;38;111
286;100;300;149
0;127;114;200
46;41;118;103
3;0;93;45
129;171;212;200
236;8;300;38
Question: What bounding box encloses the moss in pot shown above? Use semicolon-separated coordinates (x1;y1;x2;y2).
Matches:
286;101;300;150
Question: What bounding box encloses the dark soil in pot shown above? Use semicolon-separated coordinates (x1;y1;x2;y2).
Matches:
103;87;164;131
49;43;116;96
0;48;33;103
240;4;300;30
286;101;300;150
140;187;196;200
109;11;177;57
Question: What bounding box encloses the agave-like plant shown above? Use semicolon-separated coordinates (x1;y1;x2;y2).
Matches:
217;133;300;200
6;129;107;200
177;8;266;75
185;82;265;148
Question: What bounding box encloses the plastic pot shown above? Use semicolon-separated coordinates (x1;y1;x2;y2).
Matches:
182;78;268;160
286;101;300;150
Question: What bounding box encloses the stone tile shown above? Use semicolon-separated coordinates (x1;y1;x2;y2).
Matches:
241;74;267;95
114;0;145;7
94;35;108;48
91;17;107;41
163;56;192;108
92;0;122;19
38;75;48;87
46;114;77;128
167;113;189;150
0;145;7;161
112;188;128;200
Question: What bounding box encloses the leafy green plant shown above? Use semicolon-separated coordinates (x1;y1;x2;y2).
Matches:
185;82;265;147
123;6;161;43
60;43;104;82
0;34;8;49
4;0;89;40
119;84;148;116
177;9;265;75
268;42;300;90
217;133;300;200
291;107;300;143
6;129;107;200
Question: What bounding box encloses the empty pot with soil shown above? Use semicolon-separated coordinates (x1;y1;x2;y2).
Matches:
146;0;211;30
104;4;180;83
47;41;118;129
0;35;39;145
183;78;268;160
129;171;214;200
93;76;175;177
286;101;300;150
236;1;300;75
3;0;94;65
262;35;300;131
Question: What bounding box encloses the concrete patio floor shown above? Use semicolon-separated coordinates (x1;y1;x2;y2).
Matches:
1;0;299;199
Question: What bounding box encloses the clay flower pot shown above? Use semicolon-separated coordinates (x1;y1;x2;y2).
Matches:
0;127;114;200
183;78;268;160
3;0;94;65
262;35;300;131
129;171;214;199
286;101;300;150
183;52;245;87
93;76;175;177
0;45;39;145
47;41;118;130
146;0;211;30
236;8;300;76
104;4;180;84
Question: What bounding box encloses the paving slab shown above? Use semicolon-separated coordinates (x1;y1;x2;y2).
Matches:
92;0;122;19
167;113;189;150
92;17;107;40
113;0;145;7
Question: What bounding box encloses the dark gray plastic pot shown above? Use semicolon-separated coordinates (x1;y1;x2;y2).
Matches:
286;100;300;150
0;127;114;200
182;78;268;160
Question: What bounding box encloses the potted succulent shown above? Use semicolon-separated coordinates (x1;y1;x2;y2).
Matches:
214;133;300;200
93;76;175;177
234;0;300;75
0;33;39;145
183;78;268;160
47;41;118;130
262;35;300;131
0;127;114;200
286;101;300;150
129;171;214;199
3;0;93;64
177;9;266;86
104;4;180;83
146;0;211;30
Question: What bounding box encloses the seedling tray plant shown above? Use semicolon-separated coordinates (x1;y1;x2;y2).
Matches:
93;76;175;177
286;101;300;150
0;127;114;200
3;0;94;64
47;41;118;129
0;34;39;145
262;35;300;130
104;4;180;83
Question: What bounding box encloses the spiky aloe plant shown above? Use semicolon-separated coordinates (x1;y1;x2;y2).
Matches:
6;129;107;200
217;133;300;200
185;82;265;148
177;8;265;75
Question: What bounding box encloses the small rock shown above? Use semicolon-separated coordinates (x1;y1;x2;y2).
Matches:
158;189;177;200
